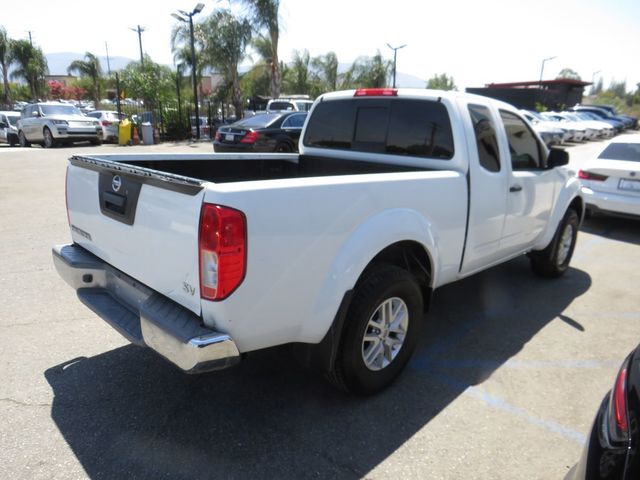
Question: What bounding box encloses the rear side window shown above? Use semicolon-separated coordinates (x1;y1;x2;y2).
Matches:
468;104;500;172
598;143;640;162
304;98;454;159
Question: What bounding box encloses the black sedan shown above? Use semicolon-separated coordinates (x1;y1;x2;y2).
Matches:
566;344;640;479
213;112;307;153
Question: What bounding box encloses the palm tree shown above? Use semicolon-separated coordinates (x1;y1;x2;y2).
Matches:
311;51;338;92
283;49;310;94
10;40;48;100
0;26;12;106
233;0;281;98
67;52;102;107
170;21;206;81
201;10;252;118
344;51;391;89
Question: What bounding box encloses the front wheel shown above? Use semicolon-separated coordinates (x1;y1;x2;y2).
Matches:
529;209;579;278
18;131;31;148
43;127;55;148
327;265;423;395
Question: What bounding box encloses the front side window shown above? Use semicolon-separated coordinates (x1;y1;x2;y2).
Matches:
468;104;500;172
499;110;542;170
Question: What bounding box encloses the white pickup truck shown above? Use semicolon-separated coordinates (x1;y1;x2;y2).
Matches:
53;89;584;394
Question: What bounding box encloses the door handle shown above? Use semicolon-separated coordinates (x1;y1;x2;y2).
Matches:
509;185;523;192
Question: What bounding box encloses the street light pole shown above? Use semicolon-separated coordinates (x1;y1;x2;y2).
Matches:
130;25;146;65
172;3;205;139
539;56;556;85
538;56;556;109
387;44;406;88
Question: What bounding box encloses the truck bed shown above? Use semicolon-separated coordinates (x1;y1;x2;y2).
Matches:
71;153;426;184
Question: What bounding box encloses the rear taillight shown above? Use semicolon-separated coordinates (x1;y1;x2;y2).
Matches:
240;131;258;144
214;131;221;142
101;120;112;126
199;204;247;301
607;361;630;443
354;88;398;97
578;170;608;181
613;366;629;433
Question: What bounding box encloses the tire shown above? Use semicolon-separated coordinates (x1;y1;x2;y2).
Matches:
327;265;423;395
18;131;31;148
9;135;17;147
529;209;579;278
90;138;102;146
274;141;293;153
42;127;55;148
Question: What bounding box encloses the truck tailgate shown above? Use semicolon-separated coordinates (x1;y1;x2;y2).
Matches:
66;156;205;315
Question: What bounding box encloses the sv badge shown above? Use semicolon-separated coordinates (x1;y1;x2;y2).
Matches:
182;281;196;296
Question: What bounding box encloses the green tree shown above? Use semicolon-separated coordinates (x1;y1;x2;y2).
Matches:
426;73;457;91
608;79;627;98
241;34;273;98
201;10;252;118
282;49;311;94
120;55;176;109
311;51;338;93
233;0;281;98
0;26;12;106
590;77;603;96
9;39;48;99
170;19;207;99
67;52;102;107
343;51;391;89
556;68;581;80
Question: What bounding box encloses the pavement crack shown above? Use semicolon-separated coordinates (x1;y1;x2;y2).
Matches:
0;397;52;408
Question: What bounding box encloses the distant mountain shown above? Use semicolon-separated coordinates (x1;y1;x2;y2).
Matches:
45;52;135;75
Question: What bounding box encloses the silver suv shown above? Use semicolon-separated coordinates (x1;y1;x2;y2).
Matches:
18;102;102;148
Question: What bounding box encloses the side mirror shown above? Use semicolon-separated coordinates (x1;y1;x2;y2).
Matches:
0;121;7;129
547;147;569;168
32;110;40;117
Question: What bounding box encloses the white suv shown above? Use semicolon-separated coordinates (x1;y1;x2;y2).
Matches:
18;102;102;148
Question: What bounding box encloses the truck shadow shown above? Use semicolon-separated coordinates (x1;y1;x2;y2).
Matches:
45;257;591;479
581;215;640;246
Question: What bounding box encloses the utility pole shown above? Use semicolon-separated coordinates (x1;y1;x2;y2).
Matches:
387;44;406;88
105;41;112;75
130;25;146;65
26;31;33;46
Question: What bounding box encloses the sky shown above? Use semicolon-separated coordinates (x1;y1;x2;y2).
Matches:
3;0;640;92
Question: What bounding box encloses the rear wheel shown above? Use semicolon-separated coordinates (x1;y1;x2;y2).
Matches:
327;265;423;395
90;138;102;146
43;127;55;148
18;131;30;148
530;209;579;277
274;141;293;153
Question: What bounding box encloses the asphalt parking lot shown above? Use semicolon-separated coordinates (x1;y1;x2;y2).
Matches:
0;139;638;479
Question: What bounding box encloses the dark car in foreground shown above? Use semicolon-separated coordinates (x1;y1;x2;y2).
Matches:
566;344;640;479
213;111;307;153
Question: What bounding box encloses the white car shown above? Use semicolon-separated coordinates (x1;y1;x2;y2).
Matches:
572;111;615;138
0;111;20;146
266;97;313;112
579;134;640;218
86;110;125;143
540;112;587;142
17;102;102;148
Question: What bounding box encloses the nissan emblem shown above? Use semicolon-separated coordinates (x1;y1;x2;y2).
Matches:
112;175;122;192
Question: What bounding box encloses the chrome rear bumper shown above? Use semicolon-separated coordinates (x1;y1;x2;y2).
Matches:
52;244;240;373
